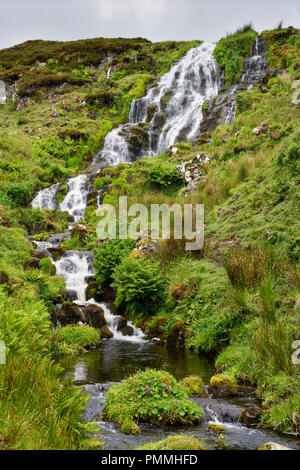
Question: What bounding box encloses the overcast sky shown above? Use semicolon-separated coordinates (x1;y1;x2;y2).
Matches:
0;0;299;50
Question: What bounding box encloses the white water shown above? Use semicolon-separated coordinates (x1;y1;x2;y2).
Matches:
54;251;94;302
0;80;6;105
53;249;145;341
31;183;60;210
93;41;219;165
224;36;268;125
59;174;90;223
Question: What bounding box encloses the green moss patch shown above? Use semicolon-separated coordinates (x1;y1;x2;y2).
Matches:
104;369;203;434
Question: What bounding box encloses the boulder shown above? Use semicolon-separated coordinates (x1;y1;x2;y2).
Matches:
258;442;293;451
48;246;65;261
253;123;270;135
167;321;186;349
58;301;86;325
209;374;238;397
241;405;263;426
180;376;205;395
66;289;77;301
85;281;99;301
100;326;114;339
117;316;128;331
81;303;106;329
71;223;93;242
120;325;134;336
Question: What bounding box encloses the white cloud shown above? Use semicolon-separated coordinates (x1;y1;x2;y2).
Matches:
96;0;170;25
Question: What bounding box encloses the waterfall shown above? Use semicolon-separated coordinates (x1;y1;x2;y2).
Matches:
32;183;60;210
54;249;144;341
54;251;94;302
241;36;268;85
224;36;268;125
59;174;90;224
31;174;90;224
0;80;6;105
93;41;219;166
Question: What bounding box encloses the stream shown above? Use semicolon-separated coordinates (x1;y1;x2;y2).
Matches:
30;40;299;450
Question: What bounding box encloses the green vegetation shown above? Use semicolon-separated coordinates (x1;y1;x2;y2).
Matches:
214;27;257;86
112;257;167;321
54;325;100;355
137;435;205;450
0;26;299;449
104;369;202;434
180;376;205;395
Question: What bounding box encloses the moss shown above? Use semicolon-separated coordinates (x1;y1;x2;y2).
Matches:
210;374;238;393
104;369;203;434
137;435;206;450
208;423;225;435
214;29;257;86
56;325;100;354
180;376;205;395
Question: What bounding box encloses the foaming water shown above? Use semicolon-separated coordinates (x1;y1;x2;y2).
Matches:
59;174;90;224
31;183;60;210
93;41;219;167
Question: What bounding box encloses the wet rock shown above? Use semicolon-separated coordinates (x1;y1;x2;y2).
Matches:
48;246;64;261
58;301;86;325
100;326;114;339
102;286;116;302
241;405;263;426
120;325;134;336
71;223;93;242
176;153;211;195
167;321;186;349
117;316;128;331
81;303;106;329
85;281;100;301
258;442;293;451
209;374;238;398
132;238;162;256
66;289;77;301
253;123;270;135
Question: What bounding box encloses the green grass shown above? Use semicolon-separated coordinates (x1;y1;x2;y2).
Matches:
137;435;205;450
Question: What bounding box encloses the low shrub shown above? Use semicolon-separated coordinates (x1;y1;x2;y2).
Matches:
105;369;203;434
112;257;166;321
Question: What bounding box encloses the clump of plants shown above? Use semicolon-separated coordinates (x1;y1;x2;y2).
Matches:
104;369;203;434
214;26;257;86
55;325;100;355
137;435;205;450
112;257;167;321
180;376;205;395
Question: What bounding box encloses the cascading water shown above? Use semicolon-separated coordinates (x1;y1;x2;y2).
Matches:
32;182;60;210
131;41;219;155
92;41;219;167
0;80;7;105
224;36;268;124
59;174;90;224
241;36;268;85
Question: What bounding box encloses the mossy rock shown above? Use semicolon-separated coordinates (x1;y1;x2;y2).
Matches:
100;326;113;339
209;374;238;397
180;376;205;395
146;103;157;122
55;183;68;204
137;435;206;450
85;281;99;301
208;423;225;435
58;301;86;325
104;369;203;434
